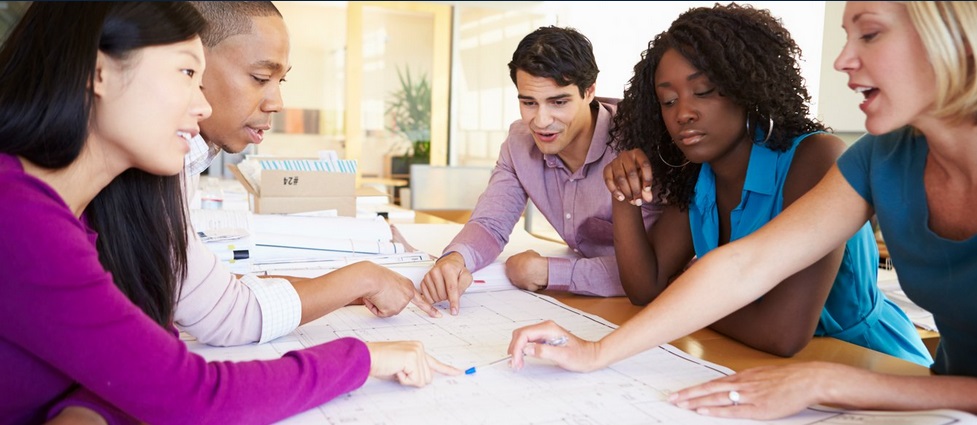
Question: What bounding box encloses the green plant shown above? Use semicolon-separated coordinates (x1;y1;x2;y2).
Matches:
385;65;431;162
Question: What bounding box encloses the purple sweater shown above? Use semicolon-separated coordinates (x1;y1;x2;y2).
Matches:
0;153;370;425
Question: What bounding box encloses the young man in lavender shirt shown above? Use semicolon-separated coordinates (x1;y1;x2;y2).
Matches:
177;2;439;347
419;26;661;315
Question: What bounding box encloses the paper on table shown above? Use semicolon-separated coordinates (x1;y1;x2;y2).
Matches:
189;209;252;242
390;222;575;261
253;258;513;293
252;214;393;242
356;203;416;221
184;289;976;425
254;233;405;255
248;214;403;262
252;252;433;274
877;268;938;332
384;222;574;291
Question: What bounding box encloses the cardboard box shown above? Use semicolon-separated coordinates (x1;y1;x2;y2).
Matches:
227;162;356;216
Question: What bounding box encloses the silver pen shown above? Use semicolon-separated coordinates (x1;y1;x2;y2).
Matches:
465;335;569;375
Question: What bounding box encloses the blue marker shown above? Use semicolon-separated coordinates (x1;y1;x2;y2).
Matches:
464;356;510;375
465;335;569;375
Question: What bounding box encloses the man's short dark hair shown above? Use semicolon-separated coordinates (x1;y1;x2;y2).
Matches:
190;1;281;48
508;26;599;97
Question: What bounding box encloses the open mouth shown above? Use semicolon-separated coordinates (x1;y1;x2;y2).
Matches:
247;127;265;144
854;86;879;107
535;131;558;143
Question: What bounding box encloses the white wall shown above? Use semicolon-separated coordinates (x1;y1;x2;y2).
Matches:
258;3;347;160
450;4;553;166
267;2;859;171
817;1;867;138
450;1;833;166
266;3;437;176
555;2;826;107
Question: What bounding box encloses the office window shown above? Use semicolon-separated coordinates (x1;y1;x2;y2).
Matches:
450;4;552;167
255;2;348;161
355;5;436;176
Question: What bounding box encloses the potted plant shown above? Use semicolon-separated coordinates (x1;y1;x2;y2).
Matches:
386;65;431;174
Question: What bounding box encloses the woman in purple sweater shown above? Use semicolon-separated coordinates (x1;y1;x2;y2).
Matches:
0;3;458;424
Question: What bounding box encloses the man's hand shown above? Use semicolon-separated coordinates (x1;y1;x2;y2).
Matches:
505;250;548;291
419;252;473;316
353;262;440;318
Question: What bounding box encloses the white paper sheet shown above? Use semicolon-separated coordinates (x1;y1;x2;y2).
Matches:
184;290;975;425
390;222;575;260
878;268;938;332
252;214;393;241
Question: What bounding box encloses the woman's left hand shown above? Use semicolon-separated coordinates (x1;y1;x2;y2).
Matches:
669;361;846;420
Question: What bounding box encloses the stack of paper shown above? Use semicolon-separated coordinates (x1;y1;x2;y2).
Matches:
192;208;437;276
248;215;432;274
384;222;575;292
877;268;938;331
189;209;253;274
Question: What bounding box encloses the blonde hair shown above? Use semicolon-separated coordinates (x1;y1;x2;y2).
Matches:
906;2;977;122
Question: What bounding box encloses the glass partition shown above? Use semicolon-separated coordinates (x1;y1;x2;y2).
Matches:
346;2;451;180
450;4;552;166
259;2;348;159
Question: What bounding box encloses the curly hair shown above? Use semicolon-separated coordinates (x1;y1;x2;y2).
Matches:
610;3;827;210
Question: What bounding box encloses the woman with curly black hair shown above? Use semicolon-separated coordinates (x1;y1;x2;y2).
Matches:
598;3;930;365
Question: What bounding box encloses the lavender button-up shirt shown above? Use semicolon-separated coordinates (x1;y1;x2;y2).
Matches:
443;98;661;296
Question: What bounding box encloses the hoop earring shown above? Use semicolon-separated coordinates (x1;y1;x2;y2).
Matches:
746;108;775;144
658;144;690;168
761;115;774;144
745;114;752;139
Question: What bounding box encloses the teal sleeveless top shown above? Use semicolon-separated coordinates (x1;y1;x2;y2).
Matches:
689;132;931;366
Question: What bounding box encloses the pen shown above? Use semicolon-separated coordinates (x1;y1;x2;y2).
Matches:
465;335;569;375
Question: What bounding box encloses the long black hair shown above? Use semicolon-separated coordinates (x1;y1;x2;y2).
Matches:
611;3;826;210
0;2;207;326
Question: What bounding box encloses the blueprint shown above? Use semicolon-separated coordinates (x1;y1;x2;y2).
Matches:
184;289;975;425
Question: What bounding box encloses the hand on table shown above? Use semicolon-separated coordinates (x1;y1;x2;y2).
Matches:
419;252;473;316
352;262;439;318
669;361;845;420
507;320;601;372
505;250;548;292
366;341;462;387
